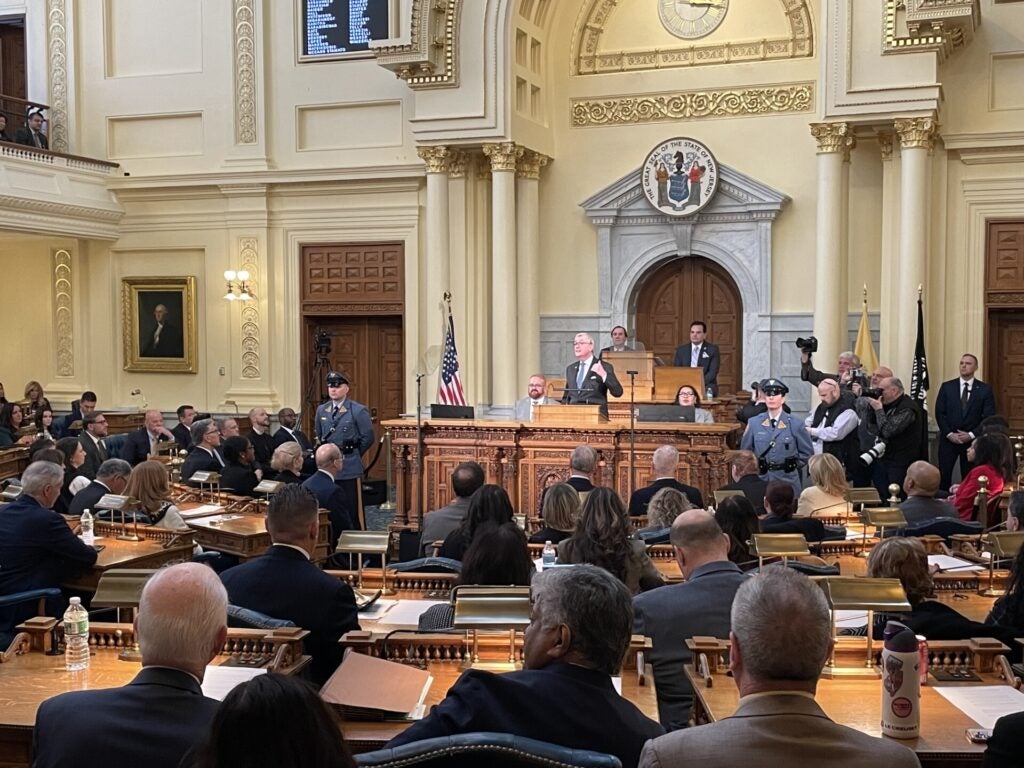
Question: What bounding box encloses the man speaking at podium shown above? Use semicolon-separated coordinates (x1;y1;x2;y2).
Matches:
562;332;623;416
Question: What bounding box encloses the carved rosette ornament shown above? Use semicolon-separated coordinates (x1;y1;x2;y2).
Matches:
482;143;524;173
894;116;938;151
810;122;855;155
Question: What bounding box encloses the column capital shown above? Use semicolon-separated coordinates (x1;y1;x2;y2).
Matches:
810;122;854;154
894;116;938;150
877;130;895;162
417;145;457;174
516;150;549;180
482;142;524;172
447;150;469;178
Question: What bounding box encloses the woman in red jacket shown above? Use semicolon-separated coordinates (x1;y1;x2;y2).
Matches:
950;432;1013;520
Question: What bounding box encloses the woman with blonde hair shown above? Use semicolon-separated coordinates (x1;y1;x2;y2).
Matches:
797;453;850;517
124;459;189;530
638;487;693;536
529;482;580;544
269;442;305;483
21;380;51;422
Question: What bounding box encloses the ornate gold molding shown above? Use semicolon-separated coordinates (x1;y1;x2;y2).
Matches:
883;0;980;62
53;248;73;377
877;130;895;161
810;122;855;154
233;0;257;144
46;0;69;153
572;0;813;75
516;150;549;180
894;116;939;150
373;0;461;89
572;83;813;128
239;237;261;379
482;143;524;173
447;150;469;179
417;145;455;174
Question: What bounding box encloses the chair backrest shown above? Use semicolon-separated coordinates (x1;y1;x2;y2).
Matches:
713;489;744;505
387;557;463;574
226;604;296;630
354;732;623;768
896;518;984;542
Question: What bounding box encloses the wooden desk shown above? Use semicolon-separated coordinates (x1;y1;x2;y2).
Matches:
0;447;29;481
184;509;330;562
61;523;195;592
104;412;144;436
686;663;993;767
384;418;737;524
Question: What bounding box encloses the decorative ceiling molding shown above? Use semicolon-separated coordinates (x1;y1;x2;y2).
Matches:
571;0;813;75
46;0;70;154
883;0;980;62
373;0;462;89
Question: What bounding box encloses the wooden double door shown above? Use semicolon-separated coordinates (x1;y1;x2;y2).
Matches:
635;256;743;396
986;221;1024;433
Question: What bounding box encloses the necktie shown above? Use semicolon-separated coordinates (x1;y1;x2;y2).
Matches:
770;418;778;429
961;382;969;411
98;439;108;461
33;131;41;148
691;345;700;367
576;363;587;390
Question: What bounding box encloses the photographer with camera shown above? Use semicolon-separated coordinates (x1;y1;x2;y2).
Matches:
855;376;923;499
797;337;868;392
314;371;373;529
803;378;859;478
740;378;812;495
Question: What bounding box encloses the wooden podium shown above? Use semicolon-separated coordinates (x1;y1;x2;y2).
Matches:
532;404;606;424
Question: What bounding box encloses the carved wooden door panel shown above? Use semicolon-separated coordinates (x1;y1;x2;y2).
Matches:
635;256;743;396
985;221;1024;432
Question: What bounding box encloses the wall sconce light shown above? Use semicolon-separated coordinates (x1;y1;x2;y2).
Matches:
223;270;253;301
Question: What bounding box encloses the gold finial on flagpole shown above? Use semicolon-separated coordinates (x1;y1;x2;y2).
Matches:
443;291;452;307
917;284;923;300
862;284;868;306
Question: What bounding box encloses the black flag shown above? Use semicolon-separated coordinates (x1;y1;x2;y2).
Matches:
909;295;930;406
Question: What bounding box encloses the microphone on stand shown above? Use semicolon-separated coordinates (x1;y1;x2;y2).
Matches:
626;370;639;500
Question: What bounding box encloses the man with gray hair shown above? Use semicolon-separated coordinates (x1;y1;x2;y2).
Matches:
539;444;598;515
182;417;225;482
633;509;747;730
639;566;920;767
68;458;131;518
0;461;97;637
860;376;924;499
388;565;663;767
800;348;868;392
628;444;703;515
33;563;227;768
562;331;623;415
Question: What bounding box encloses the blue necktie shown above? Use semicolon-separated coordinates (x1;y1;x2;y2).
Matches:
576;362;587;390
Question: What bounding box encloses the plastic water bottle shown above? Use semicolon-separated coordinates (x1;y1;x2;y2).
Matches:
881;621;920;739
542;541;556;569
706;388;714;401
63;597;90;671
80;509;94;546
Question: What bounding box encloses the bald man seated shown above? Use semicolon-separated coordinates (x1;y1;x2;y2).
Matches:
122;409;176;466
302;443;354;549
900;461;957;525
33;563;227;768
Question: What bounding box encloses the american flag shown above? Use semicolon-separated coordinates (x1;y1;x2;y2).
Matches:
437;309;467;405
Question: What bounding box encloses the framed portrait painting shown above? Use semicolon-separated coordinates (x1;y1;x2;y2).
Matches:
121;276;197;373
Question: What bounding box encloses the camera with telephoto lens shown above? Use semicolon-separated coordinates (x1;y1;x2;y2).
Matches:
795;336;818;354
859;441;887;466
862;388;883;400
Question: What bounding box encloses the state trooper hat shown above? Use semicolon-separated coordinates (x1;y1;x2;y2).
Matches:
759;378;789;396
326;371;349;387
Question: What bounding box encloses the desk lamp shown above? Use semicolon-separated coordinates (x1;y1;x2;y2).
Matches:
820;576;910;677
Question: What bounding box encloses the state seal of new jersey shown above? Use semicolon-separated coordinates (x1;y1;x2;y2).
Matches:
640;137;720;217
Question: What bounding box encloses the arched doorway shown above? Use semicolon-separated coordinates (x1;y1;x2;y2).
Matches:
635;256;743;396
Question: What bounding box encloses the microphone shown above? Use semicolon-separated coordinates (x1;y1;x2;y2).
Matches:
626;369;639;375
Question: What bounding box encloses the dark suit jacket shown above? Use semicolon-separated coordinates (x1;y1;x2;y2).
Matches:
302;470;353;546
272;426;313;452
220;545;359;684
671;341;721;395
628;477;703;516
984;710;1024;768
719;474;769;515
141;321;183;357
68;480;113;519
562;357;623;414
219;462;260;497
78;432;107;480
171;422;192;451
387;662;664;768
181;446;222;482
0;495;97;633
248;430;275;471
121;427;155;466
15;126;48;149
33;667;219;768
935;378;996;437
878;600;1020;662
633;561;748;730
899;495;958;525
761;515;826;542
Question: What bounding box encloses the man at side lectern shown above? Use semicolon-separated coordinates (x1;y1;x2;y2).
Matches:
562;332;623;416
672;320;720;397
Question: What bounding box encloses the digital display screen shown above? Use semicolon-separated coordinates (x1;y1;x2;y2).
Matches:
304;0;389;57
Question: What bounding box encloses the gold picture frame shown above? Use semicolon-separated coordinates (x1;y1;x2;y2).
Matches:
121;276;198;373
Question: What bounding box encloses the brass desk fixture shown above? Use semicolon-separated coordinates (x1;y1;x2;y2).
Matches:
335;530;393;595
819;576;911;678
452;585;532;669
748;533;810;568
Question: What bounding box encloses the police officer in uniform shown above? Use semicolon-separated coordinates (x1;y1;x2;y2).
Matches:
740;378;812;495
314;371;374;529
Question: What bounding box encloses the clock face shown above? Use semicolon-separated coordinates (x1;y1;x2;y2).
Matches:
659;0;729;40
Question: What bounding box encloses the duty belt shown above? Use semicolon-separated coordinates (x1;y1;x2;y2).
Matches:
765;460;797;472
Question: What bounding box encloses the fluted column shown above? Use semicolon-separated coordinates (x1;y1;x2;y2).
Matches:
483;142;524;410
516;150;549;389
877;130;898;365
809;122;854;378
416;145;459;358
894;116;937;378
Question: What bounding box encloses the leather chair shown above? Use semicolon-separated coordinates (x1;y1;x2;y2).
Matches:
387;557;463;575
892;518;984;542
226;604;295;630
0;587;61;649
354;732;622;768
637;527;670;545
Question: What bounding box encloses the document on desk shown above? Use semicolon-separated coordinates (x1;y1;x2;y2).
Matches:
201;665;266;700
834;610;869;628
935;685;1024;728
371;599;446;628
358;598;398;620
927;554;985;572
179;504;225;519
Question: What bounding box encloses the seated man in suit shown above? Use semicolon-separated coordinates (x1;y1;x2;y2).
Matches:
171;404;196;451
562;332;622;415
512;374;557;421
387;565;664;768
419;461;485;556
122;410;176;466
633;510;747;731
629;445;703;515
272;407;313;450
68;458;131;518
181;418;225;482
717;449;768;515
56;390;97;438
78;411;109;481
302;443;354;550
671;321;720;397
33;563;226;768
247;407;274;472
0;461;98;636
900;461;957;525
220;485;359;684
638;566;920;768
538;445;598;515
15;107;48;149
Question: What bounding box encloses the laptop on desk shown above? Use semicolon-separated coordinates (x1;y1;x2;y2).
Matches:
637;405;695;423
